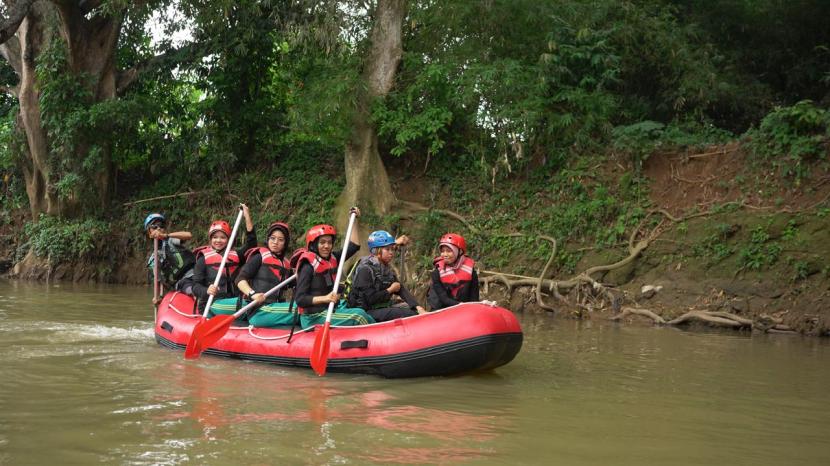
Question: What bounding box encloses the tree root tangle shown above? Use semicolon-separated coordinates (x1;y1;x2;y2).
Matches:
402;198;815;331
609;307;794;333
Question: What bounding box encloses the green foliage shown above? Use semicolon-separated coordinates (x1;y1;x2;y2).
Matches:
669;0;830;113
612;121;665;172
613;120;735;173
747;100;830;183
0;110;27;218
789;258;811;282
23;215;110;264
738;225;782;271
372;60;454;158
692;223;737;265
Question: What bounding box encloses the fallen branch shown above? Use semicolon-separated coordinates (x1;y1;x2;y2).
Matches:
122;190;201;206
685;147;739;159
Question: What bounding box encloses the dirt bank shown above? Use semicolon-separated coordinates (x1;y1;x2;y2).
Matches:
2;143;828;336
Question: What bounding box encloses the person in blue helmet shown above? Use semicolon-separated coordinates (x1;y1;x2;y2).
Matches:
144;213;195;304
346;230;426;322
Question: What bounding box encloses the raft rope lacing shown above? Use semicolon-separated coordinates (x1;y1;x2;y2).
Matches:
162;296;493;341
246;326;315;340
167;292;201;318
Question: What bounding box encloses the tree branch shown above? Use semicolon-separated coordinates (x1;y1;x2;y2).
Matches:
0;35;21;74
0;84;17;96
79;0;104;15
122;189;203;206
0;0;35;46
116;41;206;96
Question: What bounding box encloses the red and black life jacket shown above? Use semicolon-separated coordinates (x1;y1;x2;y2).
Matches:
194;246;240;290
245;247;291;300
433;255;476;298
294;250;338;314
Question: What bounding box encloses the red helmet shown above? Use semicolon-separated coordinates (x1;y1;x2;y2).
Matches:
439;233;466;254
305;224;336;249
208;220;231;238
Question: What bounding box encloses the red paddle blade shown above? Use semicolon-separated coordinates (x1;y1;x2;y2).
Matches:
184;317;206;359
310;322;331;376
184;331;203;358
184;315;234;359
194;314;235;350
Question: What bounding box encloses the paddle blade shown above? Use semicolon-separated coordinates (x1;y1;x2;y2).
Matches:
184;315;234;359
195;314;235;350
310;322;331;376
184;317;206;359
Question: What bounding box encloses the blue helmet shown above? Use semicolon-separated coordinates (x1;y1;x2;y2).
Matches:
143;213;165;231
367;230;395;249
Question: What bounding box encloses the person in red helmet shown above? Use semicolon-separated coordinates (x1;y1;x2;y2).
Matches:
229;221;296;326
191;204;256;312
427;233;480;310
293;207;375;326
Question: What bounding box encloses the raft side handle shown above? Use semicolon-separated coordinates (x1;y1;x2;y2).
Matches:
340;339;368;350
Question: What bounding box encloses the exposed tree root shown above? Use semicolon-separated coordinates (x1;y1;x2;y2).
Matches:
397;200;480;233
400;195;819;332
609;307;666;324
609;307;795;334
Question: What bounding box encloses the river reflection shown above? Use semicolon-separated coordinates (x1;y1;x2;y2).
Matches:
138;360;511;464
1;280;829;465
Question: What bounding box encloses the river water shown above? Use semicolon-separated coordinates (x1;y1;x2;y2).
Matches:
1;280;828;465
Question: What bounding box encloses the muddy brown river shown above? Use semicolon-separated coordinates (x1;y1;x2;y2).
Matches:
1;280;828;465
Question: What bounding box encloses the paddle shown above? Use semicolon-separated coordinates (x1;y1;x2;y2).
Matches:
200;207;244;319
153;237;160;304
310;210;358;376
184;274;297;359
184;207;244;358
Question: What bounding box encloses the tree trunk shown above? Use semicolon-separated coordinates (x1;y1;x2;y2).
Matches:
2;1;121;219
336;0;406;227
16;5;59;217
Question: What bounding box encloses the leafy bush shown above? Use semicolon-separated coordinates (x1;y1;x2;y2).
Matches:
747;100;830;183
738;225;782;271
612;120;665;172
23;216;110;264
692;223;737;265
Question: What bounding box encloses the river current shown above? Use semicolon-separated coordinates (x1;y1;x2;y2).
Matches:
1;280;828;465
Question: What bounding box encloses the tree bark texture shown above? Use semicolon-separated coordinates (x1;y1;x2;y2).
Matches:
337;0;406;226
1;1;121;218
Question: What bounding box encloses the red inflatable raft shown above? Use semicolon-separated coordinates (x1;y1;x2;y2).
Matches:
154;291;523;378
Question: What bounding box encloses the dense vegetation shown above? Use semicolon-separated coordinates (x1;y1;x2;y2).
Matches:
0;0;827;281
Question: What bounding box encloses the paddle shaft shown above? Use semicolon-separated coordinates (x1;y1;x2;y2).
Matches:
230;274;296;319
322;212;357;324
153;237;160;303
201;208;245;318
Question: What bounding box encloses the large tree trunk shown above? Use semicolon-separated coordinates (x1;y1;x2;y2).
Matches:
16;4;59;217
336;0;406;227
1;1;121;219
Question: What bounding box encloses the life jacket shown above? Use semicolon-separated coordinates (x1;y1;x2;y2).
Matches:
345;255;396;309
245;247;291;301
294;250;338;314
147;240;195;288
433;255;476;298
194;246;240;292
